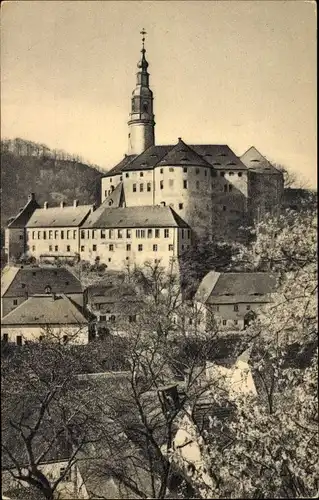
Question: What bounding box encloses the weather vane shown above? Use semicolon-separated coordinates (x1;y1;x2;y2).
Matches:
140;28;147;48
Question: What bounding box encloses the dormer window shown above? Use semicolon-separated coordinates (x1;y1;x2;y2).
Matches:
251;159;260;162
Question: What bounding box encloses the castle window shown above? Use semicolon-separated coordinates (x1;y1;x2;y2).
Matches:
126;173;129;178
160;180;164;190
110;178;112;182
234;305;239;312
187;230;191;239
108;201;113;206
238;172;243;177
181;229;184;239
140;172;144;177
133;184;137;192
32;231;35;239
169;179;174;188
3;333;9;343
140;230;145;238
108;258;111;262
246;305;251;310
118;229;123;238
182;167;187;174
155;229;160;238
138;244;143;251
205;170;207;176
196;181;200;189
126;244;131;251
140;183;144;192
81;230;85;239
49;230;53;239
109;244;114;251
223;206;227;211
120;176;122;181
109;229;114;239
126;229;131;238
160;168;164;174
196;168;200;174
101;229;106;239
92;230;96;239
164;229;169;238
73;230;76;239
168;244;174;251
92;245;97;251
179;203;183;210
147;182;151;192
38;231;41;239
67;245;71;252
61;231;64;239
55;245;58;251
153;244;158;251
81;245;85;252
222;320;227;326
147;229;152;238
229;171;234;175
136;229;141;238
169;167;174;172
32;245;35;251
16;336;23;346
49;245;53;252
13;299;18;305
229;185;233;192
220;172;225;177
183;180;188;189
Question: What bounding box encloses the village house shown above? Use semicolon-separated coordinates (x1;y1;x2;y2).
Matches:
1;264;83;318
195;271;278;331
1;293;89;345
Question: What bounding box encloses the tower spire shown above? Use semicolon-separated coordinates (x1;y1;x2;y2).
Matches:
127;30;155;155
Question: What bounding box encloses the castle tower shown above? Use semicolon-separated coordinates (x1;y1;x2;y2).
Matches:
128;29;155;155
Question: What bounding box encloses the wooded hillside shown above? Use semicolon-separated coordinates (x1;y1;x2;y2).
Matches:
1;138;104;226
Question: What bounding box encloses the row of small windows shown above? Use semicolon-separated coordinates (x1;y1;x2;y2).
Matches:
81;243;175;252
28;230;77;240
108;170;243;180
212;305;251;312
132;179;238;192
29;245;73;252
80;228;190;239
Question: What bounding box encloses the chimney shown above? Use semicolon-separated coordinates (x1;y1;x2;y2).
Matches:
44;201;49;209
28;193;35;201
73;200;79;208
60;201;66;208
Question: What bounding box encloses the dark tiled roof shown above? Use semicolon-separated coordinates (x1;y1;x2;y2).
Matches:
26;205;93;228
197;271;278;304
103;155;137;177
87;283;141;306
1;294;87;325
1;266;82;297
82;205;190;229
157;140;211;167
122;145;174;171
7;195;40;228
240;146;282;174
103;182;125;208
192;144;247;170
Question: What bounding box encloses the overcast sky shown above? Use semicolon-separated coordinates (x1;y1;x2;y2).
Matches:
1;1;317;186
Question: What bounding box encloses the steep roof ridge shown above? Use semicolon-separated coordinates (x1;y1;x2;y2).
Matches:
121;144;175;171
7;195;40;228
157;139;212;167
26;204;93;228
240;147;282;174
1;266;20;297
168;206;190;229
103;154;137;177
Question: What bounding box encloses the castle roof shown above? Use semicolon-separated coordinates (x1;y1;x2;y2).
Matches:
82;205;190;229
157;139;211;167
196;271;278;305
7;193;40;228
103;181;125;208
26;205;93;228
1;265;82;298
1;294;87;326
102;142;248;177
240;146;281;174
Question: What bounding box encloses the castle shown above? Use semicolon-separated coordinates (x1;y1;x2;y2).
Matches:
5;33;283;271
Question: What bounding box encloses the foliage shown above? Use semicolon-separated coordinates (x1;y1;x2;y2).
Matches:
1;145;102;226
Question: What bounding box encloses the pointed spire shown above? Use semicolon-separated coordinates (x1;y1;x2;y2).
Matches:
138;28;149;71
